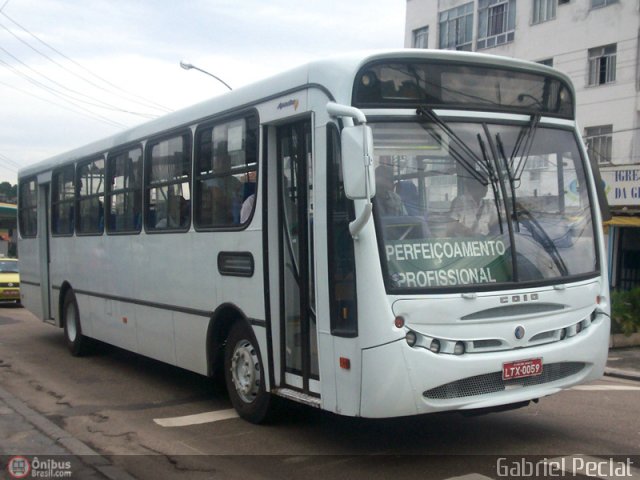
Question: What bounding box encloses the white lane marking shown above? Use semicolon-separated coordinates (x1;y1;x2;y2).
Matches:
446;475;493;480
571;385;640;391
153;409;239;427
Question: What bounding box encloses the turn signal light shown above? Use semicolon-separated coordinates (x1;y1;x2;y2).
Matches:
339;357;351;370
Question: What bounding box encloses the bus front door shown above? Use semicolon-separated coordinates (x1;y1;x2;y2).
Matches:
277;119;320;395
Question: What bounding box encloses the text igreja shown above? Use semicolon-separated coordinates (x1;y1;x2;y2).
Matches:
386;239;507;263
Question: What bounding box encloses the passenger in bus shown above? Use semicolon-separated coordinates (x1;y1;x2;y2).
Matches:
395;180;431;236
155;196;189;229
374;165;406;216
395;181;421;216
448;176;497;236
206;152;242;224
240;170;257;224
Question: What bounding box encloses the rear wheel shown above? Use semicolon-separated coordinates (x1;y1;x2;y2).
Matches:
63;290;90;356
224;321;272;423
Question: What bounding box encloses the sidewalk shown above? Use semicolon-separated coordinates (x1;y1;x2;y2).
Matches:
606;345;640;381
0;385;134;480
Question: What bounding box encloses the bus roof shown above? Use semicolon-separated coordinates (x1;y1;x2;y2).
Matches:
19;49;574;179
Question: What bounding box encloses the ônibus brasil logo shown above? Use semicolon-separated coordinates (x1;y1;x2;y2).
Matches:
7;456;31;479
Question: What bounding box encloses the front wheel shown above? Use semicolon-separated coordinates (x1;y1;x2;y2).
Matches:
63;290;91;356
224;321;272;423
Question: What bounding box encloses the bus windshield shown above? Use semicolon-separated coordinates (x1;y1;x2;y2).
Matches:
372;119;598;292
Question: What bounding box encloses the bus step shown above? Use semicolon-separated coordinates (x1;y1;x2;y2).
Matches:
272;388;321;408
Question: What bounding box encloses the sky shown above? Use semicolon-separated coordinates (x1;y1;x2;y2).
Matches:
0;0;407;185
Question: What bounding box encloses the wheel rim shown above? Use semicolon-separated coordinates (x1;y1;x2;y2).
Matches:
65;302;77;342
230;338;261;404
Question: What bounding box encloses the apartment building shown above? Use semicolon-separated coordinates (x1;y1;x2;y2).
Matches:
404;0;640;290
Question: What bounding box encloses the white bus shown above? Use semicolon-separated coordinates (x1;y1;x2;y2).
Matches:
18;50;611;423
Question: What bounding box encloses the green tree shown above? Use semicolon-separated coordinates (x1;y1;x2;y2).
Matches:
611;288;640;336
0;182;17;200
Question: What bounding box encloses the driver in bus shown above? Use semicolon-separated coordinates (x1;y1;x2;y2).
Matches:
374;164;406;216
448;176;497;236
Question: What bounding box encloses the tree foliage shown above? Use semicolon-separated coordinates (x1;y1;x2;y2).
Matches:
611;288;640;336
0;182;17;199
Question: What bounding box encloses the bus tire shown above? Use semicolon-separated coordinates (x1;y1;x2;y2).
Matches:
63;290;90;357
224;321;272;424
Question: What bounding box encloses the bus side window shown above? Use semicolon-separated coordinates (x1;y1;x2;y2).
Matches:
76;157;105;235
106;146;143;234
145;133;192;232
52;164;75;236
194;115;258;229
327;125;358;337
18;177;38;238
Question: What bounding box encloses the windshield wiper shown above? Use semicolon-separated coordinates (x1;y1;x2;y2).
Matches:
517;204;569;277
416;106;490;185
476;134;504;234
495;133;520;232
511;114;541;182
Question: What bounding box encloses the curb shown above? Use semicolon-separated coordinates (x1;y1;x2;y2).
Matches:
0;385;136;480
609;333;640;349
604;367;640;382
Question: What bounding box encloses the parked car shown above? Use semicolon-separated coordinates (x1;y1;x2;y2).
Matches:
0;258;20;305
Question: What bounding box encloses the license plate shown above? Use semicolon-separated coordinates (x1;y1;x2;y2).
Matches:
2;290;18;296
502;358;543;381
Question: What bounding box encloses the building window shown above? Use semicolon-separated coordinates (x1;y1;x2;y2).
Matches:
591;0;617;9
439;3;473;51
477;0;516;50
585;125;613;165
532;0;556;24
538;58;554;67
413;26;429;49
588;44;616;86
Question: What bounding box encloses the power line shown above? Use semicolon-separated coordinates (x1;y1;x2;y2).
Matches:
0;12;172;114
583;126;640;139
0;78;126;129
549;36;638;60
578;93;640;107
0;162;17;173
0;152;20;168
0;153;18;172
0;46;159;119
0;57;130;128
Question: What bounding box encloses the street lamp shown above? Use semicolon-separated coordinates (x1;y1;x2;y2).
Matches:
179;61;233;91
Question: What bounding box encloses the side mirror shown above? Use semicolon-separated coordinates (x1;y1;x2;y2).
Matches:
341;125;376;200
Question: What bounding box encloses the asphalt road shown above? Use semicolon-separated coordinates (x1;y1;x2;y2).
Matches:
1;306;638;480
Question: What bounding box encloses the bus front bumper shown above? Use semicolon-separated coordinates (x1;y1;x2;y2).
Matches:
360;314;610;418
